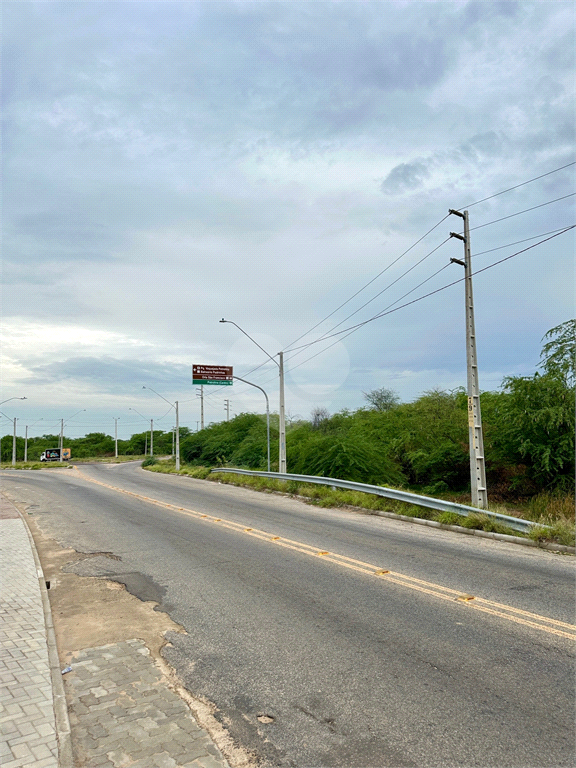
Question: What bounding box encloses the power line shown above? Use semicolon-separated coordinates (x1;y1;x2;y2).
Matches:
283;167;575;360
224;164;576;396
449;194;576;239
472;226;574;257
470;193;575;232
456;160;576;211
282;214;451;352
284;225;575;371
284;237;451;355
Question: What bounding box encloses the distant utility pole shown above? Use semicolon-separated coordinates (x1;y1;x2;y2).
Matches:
224;399;230;421
175;401;180;471
114;418;119;458
196;385;204;430
150;419;154;456
12;418;17;466
449;208;488;509
59;419;64;452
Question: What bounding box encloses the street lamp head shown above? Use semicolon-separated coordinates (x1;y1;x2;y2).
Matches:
219;318;227;323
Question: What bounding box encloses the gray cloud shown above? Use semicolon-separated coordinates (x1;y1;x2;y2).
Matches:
2;1;574;433
25;356;191;392
381;160;431;195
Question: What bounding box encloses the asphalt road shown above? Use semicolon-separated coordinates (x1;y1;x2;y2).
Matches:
3;462;575;767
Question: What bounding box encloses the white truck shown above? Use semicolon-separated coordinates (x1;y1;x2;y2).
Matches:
40;448;71;462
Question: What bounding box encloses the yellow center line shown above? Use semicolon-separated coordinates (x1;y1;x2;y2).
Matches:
72;467;575;641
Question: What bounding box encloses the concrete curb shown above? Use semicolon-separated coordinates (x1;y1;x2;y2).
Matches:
19;511;74;768
366;507;576;554
143;467;576;555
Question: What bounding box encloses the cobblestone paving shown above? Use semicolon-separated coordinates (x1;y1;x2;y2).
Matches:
65;640;228;768
0;516;59;768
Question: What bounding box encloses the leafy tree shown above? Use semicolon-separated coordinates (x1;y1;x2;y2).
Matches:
180;414;272;468
539;319;575;385
362;387;400;412
306;434;403;486
494;373;574;490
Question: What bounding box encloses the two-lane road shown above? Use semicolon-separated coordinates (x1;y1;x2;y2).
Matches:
3;462;574;767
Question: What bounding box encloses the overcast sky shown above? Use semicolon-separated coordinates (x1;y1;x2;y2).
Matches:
2;0;575;441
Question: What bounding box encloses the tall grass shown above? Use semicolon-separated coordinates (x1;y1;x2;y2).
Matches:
144;464;575;547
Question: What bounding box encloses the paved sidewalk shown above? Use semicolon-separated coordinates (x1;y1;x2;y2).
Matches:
1;495;70;768
65;640;225;768
1;495;230;768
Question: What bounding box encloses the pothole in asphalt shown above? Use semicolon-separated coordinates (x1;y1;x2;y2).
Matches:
257;715;275;723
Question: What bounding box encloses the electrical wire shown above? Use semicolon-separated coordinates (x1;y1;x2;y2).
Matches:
284;225;575;372
470;193;575;232
284;237;451;355
456;161;576;211
213;165;576;405
282;170;575;364
471;226;574;257
449;194;576;238
283;214;451;352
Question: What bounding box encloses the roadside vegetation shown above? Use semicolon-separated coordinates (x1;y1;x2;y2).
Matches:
2;321;574;546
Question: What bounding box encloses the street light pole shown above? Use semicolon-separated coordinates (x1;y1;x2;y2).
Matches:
142;386;179;469
24;419;43;462
59;410;86;454
278;351;286;473
220;319;286;473
1;397;27;406
175;401;180;471
129;407;154;457
114;418;119;458
233;376;270;471
12;417;17;466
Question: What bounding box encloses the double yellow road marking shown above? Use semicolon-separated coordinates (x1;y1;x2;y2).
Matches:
73;467;575;641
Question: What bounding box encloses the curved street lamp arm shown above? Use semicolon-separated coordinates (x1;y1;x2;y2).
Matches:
142;386;175;409
220;319;279;367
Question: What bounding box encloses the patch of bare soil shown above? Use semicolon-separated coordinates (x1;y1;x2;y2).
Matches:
21;511;256;768
25;512;184;665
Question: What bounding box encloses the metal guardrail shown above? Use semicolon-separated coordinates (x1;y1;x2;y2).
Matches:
210;468;540;533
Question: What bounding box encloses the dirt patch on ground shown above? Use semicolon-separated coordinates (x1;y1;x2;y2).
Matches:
24;511;186;666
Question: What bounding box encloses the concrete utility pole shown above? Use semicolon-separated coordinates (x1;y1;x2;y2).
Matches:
278;352;286;473
150;419;154;456
449;208;488;509
12;418;17;466
114;418;119;458
196;386;204;430
59;419;64;452
224;399;230;421
175;401;180;471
